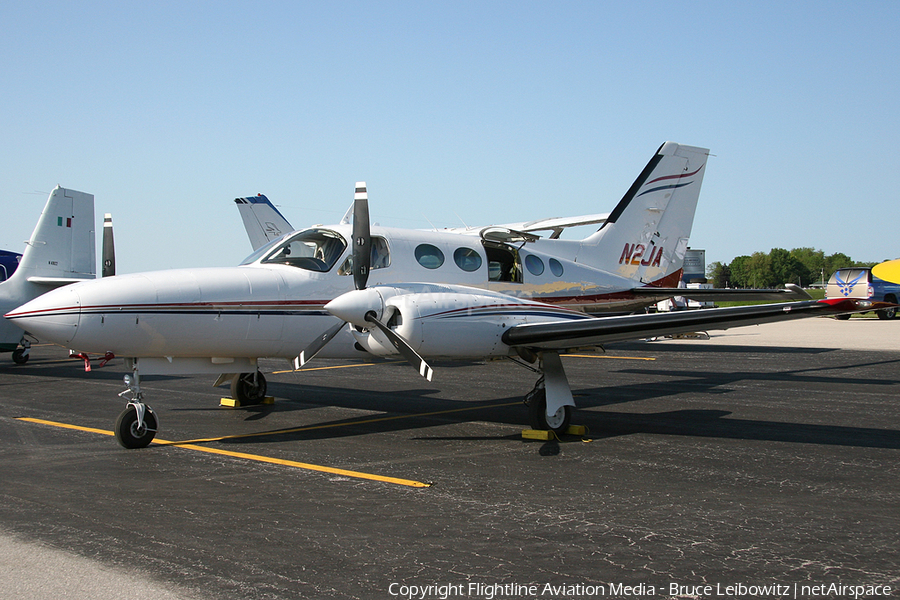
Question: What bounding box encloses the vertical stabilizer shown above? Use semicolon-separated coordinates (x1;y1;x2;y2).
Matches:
580;142;709;286
1;186;95;355
14;186;96;282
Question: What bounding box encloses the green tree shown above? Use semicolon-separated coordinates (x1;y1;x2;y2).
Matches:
707;261;731;287
790;247;825;285
717;248;881;288
771;247;810;286
825;252;853;275
746;251;775;288
729;255;751;288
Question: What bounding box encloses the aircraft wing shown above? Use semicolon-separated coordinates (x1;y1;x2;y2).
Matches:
630;283;812;302
234;194;294;250
501;298;884;350
500;213;610;238
445;213;609;238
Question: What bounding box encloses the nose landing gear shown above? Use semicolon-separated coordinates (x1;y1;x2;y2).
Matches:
114;360;158;449
115;402;158;449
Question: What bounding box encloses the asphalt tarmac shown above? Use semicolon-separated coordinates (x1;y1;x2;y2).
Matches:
1;318;898;600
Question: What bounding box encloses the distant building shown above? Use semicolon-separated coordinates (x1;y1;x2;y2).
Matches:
683;248;705;284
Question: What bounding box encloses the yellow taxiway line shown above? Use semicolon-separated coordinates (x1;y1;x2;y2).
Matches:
565;354;656;361
15;355;653;486
270;362;385;375
15;417;431;488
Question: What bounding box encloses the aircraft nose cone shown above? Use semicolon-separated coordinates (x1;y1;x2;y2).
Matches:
324;288;384;327
6;285;82;346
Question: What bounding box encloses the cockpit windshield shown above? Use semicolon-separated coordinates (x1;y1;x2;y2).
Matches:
243;229;348;272
239;235;287;265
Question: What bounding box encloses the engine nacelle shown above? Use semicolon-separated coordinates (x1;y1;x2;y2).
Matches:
350;287;583;359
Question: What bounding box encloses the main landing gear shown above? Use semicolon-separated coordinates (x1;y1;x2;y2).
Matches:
521;351;575;434
525;376;572;432
11;336;34;365
230;371;268;405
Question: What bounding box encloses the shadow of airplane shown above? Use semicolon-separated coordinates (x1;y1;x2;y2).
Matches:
162;349;900;452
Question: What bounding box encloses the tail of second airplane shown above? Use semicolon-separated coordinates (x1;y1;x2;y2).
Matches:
10;186;96;285
235;194;294;250
1;186;95;358
579;142;709;286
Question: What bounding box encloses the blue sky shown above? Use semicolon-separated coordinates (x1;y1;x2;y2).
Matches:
2;1;898;274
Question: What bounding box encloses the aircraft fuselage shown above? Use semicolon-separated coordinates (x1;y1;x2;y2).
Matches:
10;223;672;368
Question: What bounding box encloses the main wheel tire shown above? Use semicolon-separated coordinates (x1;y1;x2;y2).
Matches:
115;406;158;449
231;372;268;405
834;314;851;321
527;388;572;433
12;349;28;365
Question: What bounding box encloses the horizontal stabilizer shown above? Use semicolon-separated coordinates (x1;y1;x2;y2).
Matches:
27;276;95;287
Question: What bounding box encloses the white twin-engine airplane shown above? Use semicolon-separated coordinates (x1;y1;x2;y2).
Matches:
7;143;879;449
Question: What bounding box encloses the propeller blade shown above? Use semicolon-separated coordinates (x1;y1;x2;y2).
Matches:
293;320;346;370
102;213;115;277
352;182;371;291
364;312;434;381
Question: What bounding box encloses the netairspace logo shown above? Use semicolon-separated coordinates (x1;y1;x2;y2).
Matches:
386;581;894;600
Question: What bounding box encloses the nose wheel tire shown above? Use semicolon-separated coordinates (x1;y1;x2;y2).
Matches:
115;405;158;449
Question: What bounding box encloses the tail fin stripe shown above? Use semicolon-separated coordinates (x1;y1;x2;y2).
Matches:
637;180;695;198
645;165;704;186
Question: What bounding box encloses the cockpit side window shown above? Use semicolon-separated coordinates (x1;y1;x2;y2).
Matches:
338;236;391;276
261;229;347;272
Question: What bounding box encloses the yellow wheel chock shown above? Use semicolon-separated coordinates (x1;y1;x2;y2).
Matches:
220;396;275;408
521;424;590;440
